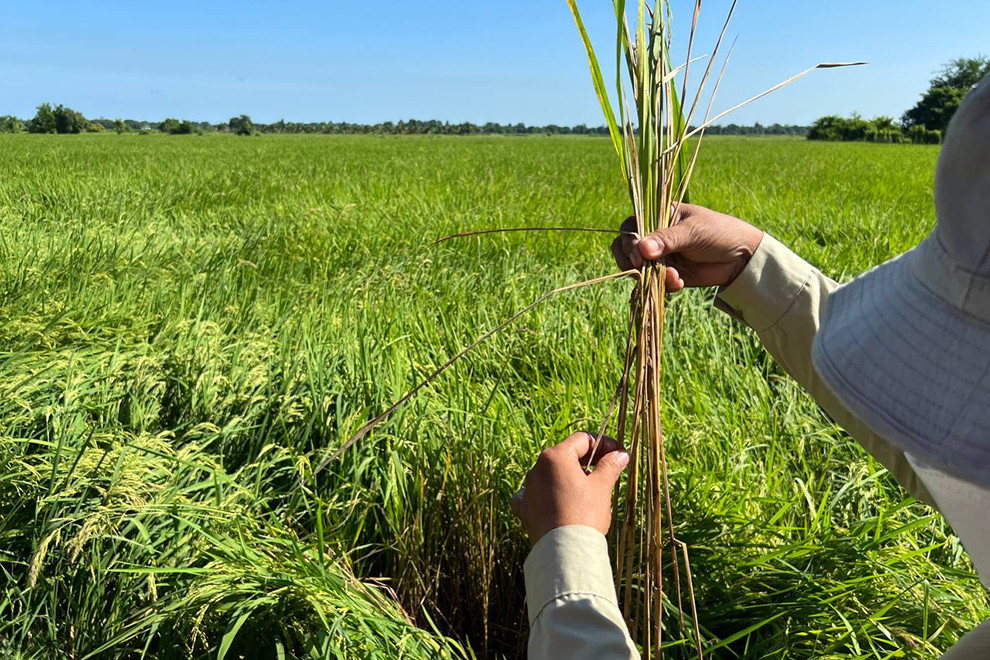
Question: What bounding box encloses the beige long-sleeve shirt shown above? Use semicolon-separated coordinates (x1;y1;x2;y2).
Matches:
524;235;988;659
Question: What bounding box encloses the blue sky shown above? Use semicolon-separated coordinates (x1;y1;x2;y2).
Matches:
1;1;987;126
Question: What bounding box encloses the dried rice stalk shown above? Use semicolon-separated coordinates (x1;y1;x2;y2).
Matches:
565;1;863;656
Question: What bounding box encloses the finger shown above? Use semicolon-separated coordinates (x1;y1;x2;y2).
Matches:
638;223;693;261
664;265;685;293
620;232;637;258
630;245;643;269
510;488;525;518
589;450;631;490
669;201;693;225
618;216;641;262
555;431;598;460
611;237;634;271
577;433;620;466
619;215;638;234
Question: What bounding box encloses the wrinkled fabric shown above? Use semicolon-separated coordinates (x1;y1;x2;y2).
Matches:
525;525;640;659
715;234;934;505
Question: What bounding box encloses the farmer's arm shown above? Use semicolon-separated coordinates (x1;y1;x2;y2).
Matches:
616;206;932;505
713;234;932;504
512;433;639;660
524;526;639;659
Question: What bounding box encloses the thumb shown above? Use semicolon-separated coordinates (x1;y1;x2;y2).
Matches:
638;223;692;261
590;450;630;491
510;488;525;519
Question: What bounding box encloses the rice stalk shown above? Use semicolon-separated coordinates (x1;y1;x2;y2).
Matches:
565;1;864;656
303;269;640;491
430;226;637;247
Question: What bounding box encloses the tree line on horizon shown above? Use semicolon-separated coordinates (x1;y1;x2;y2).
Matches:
807;56;989;144
0;108;810;138
3;56;984;142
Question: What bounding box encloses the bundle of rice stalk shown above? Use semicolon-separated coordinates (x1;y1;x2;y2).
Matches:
560;2;721;654
564;2;863;656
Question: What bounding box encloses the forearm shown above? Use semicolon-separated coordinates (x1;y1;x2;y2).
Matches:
715;235;933;506
525;526;639;660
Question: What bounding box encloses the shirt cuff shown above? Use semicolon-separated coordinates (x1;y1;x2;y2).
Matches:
524;525;618;628
714;233;816;332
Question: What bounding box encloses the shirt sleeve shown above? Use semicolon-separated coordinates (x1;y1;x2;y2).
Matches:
525;525;640;660
939;616;990;659
714;234;934;507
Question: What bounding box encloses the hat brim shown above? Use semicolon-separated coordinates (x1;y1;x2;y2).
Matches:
811;246;990;487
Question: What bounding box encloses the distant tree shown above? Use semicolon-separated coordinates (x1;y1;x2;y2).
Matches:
864;116;904;143
870;116;898;131
28;103;58;134
902;85;969;134
808;114;915;143
84;121;105;133
228;115;255;135
807;115;847;141
903;56;990;132
15;113;623;137
907;124;942;144
53;104;87;134
159;118;197;134
0;116;23;133
930;56;990;89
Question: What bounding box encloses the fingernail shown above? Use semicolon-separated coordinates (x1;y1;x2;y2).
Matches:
617;452;630;469
643;238;660;256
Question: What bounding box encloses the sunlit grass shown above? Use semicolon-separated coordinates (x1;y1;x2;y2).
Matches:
0;133;984;658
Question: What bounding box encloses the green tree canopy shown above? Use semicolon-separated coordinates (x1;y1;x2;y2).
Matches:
159;118;197;134
27;103;57;134
53;104;87;134
931;56;990;89
28;103;88;134
0;116;23;133
903;56;990;132
807;114;931;144
228;114;255;135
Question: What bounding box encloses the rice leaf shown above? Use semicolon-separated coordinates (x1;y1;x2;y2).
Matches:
565;0;625;165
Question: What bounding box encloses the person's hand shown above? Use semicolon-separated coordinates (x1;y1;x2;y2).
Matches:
611;203;764;291
511;432;630;545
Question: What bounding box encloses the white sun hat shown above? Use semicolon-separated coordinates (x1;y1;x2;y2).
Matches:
812;73;990;488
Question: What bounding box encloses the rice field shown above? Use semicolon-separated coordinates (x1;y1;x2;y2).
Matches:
0;133;986;659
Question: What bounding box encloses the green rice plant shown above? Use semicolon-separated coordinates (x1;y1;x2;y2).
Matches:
0;133;984;659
